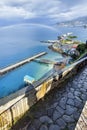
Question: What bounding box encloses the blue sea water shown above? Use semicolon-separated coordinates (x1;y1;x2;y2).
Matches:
0;24;58;68
0;24;87;98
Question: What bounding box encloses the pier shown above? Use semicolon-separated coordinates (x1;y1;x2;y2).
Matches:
0;52;47;76
40;40;59;43
34;58;55;64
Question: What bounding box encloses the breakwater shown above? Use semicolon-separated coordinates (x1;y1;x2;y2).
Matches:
0;52;47;76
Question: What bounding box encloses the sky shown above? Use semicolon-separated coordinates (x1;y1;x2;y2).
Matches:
0;0;87;26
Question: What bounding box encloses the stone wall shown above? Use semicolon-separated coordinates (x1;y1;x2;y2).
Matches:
0;57;87;130
0;78;54;130
75;101;87;130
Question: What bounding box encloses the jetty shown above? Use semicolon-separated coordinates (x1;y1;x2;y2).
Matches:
34;58;55;64
0;52;47;76
40;40;59;43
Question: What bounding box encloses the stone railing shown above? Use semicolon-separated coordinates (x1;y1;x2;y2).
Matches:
75;101;87;130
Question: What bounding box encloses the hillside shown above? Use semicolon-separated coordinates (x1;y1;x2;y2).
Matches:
57;16;87;27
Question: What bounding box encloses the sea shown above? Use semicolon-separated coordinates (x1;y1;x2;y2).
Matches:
0;23;87;98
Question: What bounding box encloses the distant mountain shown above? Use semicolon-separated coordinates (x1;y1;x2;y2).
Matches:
57;16;87;27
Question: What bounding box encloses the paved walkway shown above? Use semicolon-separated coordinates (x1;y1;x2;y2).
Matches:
12;66;87;130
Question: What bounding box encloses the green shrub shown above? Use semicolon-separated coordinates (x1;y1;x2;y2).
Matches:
76;44;86;54
67;35;77;39
86;40;87;48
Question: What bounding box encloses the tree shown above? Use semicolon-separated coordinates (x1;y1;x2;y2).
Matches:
76;44;86;54
86;40;87;48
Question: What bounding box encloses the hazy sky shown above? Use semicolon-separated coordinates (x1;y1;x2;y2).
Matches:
0;0;87;25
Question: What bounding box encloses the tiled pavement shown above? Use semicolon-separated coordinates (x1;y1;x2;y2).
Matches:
12;66;87;130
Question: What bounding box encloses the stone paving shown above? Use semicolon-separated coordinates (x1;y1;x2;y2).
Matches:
12;66;87;130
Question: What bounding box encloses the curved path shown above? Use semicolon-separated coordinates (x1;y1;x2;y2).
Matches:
12;66;87;130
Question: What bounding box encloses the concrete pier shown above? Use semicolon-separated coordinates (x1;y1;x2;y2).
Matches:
34;59;55;64
0;52;47;75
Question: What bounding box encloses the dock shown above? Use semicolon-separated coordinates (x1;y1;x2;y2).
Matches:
34;59;55;64
40;40;59;43
0;52;47;76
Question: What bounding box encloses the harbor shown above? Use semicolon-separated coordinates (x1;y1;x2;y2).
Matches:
0;26;87;130
0;33;86;98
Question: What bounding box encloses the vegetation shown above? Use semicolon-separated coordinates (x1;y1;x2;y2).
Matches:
86;40;87;48
67;35;77;39
61;39;73;44
51;34;87;62
61;37;79;45
66;38;72;41
61;39;79;44
72;43;87;61
73;41;80;44
76;43;86;54
76;49;87;60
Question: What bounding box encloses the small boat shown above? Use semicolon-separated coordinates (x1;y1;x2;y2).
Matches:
24;75;35;84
